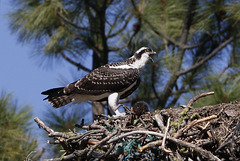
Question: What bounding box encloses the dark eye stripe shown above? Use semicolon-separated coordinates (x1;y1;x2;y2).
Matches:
135;48;152;59
138;49;146;55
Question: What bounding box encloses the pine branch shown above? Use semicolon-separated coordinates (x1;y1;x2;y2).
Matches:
178;36;234;76
57;11;101;33
145;19;181;47
107;15;133;38
158;0;197;107
183;42;204;49
59;51;91;72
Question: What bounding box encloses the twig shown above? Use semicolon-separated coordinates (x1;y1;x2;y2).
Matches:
35;117;72;152
26;151;37;161
87;130;119;157
48;140;60;144
187;91;215;107
88;139;100;145
216;119;240;152
67;130;103;142
34;117;54;133
104;129;122;158
139;140;163;152
131;130;221;160
161;117;172;153
169;137;221;161
48;132;70;138
154;114;166;132
174;115;218;138
108;131;165;144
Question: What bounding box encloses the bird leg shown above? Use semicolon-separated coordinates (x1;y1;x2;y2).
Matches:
108;93;125;116
114;104;133;114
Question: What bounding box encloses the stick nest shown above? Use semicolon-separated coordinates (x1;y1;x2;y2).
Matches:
35;92;240;161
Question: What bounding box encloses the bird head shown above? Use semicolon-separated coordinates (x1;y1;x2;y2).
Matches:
134;47;157;62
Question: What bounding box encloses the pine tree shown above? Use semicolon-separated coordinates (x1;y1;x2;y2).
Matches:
132;0;240;108
8;0;138;118
7;0;240;158
8;0;240;113
0;92;37;160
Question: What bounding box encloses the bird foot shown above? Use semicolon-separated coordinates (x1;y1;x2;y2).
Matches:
113;109;126;117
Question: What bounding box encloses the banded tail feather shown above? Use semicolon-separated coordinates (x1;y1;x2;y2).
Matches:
41;87;73;108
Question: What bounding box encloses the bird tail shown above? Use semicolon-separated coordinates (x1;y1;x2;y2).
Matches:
41;87;73;108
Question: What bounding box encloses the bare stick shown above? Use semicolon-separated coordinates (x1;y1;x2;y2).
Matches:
187;91;214;107
169;137;221;161
34;117;54;134
107;131;165;144
154;114;166;132
139;140;163;152
162;117;172;153
124;130;220;160
87;130;119;157
48;132;70;138
174;115;218;138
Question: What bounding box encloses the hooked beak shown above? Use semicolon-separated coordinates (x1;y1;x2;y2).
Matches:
149;51;157;62
149;51;157;56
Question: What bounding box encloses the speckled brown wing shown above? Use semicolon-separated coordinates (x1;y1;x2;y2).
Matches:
64;65;141;95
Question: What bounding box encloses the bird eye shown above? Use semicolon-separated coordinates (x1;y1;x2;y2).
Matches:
146;49;150;52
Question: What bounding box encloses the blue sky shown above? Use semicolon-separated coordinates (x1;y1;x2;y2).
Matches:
0;1;89;122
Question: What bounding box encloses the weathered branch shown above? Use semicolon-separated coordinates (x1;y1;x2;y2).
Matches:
187;91;215;107
35;95;240;160
168;136;221;161
154;114;166;132
161;117;171;153
87;130;119;157
34;117;54;133
174;115;218;138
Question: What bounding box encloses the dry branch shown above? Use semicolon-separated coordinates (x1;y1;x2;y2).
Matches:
174;115;218;138
35;93;240;160
187;91;215;107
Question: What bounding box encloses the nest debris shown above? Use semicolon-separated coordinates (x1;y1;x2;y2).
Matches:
34;92;240;161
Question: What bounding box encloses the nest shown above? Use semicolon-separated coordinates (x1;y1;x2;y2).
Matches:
35;92;240;161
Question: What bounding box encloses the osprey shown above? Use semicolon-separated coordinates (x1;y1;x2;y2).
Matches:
42;47;156;116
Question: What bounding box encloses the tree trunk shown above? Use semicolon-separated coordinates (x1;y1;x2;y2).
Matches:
91;50;108;119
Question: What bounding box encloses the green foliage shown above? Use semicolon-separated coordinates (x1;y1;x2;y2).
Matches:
8;0;240;108
0;92;37;161
192;75;240;107
9;0;64;42
6;0;240;159
144;0;187;39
